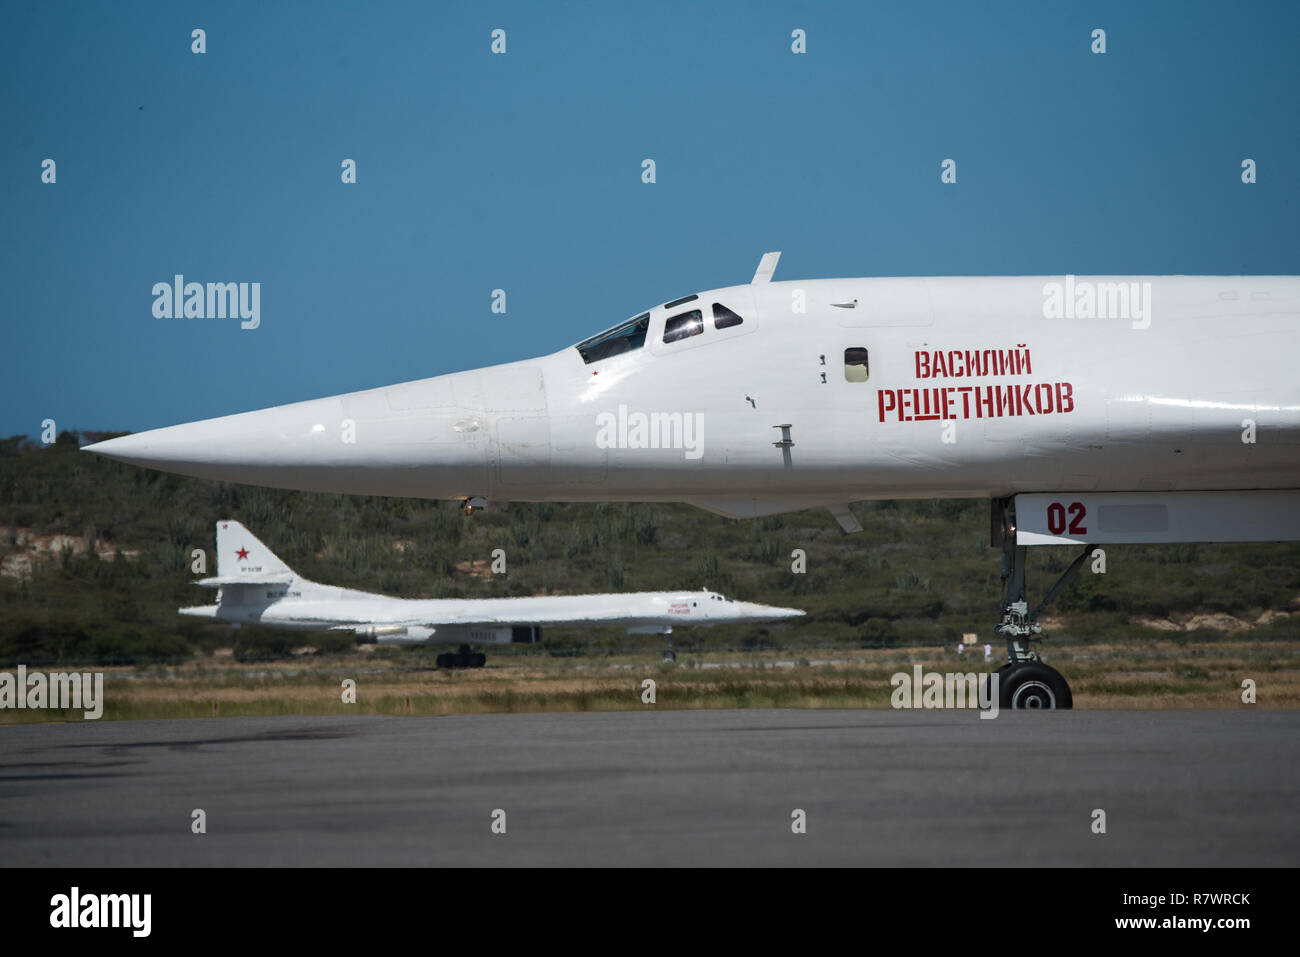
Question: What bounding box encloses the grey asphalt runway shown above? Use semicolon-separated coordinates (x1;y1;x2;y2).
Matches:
2;709;1296;866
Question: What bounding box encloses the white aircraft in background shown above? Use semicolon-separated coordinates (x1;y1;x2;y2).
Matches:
90;254;1300;706
181;521;804;668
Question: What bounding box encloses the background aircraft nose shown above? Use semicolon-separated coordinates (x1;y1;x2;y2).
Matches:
741;602;805;622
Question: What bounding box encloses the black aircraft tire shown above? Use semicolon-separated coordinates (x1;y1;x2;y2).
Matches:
982;662;1015;705
998;662;1073;710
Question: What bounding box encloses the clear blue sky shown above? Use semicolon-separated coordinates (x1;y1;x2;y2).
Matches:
3;0;1297;436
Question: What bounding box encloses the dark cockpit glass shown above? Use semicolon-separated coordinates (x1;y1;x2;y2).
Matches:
576;313;650;364
712;302;744;329
662;309;704;343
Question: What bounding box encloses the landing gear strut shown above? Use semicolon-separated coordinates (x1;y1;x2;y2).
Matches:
662;636;676;664
989;497;1092;710
436;644;487;669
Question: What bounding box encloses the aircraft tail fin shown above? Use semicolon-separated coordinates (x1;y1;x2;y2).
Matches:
215;520;296;580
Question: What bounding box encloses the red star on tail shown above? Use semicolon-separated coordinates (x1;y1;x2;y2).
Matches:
236;547;249;560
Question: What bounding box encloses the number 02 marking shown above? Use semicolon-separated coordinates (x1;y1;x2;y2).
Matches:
1046;501;1087;535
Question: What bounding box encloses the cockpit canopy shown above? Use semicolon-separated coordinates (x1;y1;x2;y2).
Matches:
574;293;749;365
575;313;649;364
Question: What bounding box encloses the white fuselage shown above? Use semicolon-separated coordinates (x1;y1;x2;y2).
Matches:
88;274;1300;519
182;584;802;644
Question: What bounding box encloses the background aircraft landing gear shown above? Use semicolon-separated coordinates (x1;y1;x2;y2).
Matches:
990;498;1092;710
662;637;676;663
436;645;487;669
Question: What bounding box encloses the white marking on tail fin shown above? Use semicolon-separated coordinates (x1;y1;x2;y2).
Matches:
215;520;295;580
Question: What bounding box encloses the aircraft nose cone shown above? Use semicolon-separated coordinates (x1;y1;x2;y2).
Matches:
80;362;552;498
82;381;492;498
83;396;346;474
83;422;244;469
743;602;805;621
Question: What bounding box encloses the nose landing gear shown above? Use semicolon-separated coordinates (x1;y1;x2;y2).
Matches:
989;497;1092;710
662;637;676;663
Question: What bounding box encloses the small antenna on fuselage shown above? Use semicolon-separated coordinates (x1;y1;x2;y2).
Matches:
752;251;781;284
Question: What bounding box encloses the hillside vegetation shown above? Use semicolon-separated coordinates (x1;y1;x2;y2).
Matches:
2;433;1297;665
